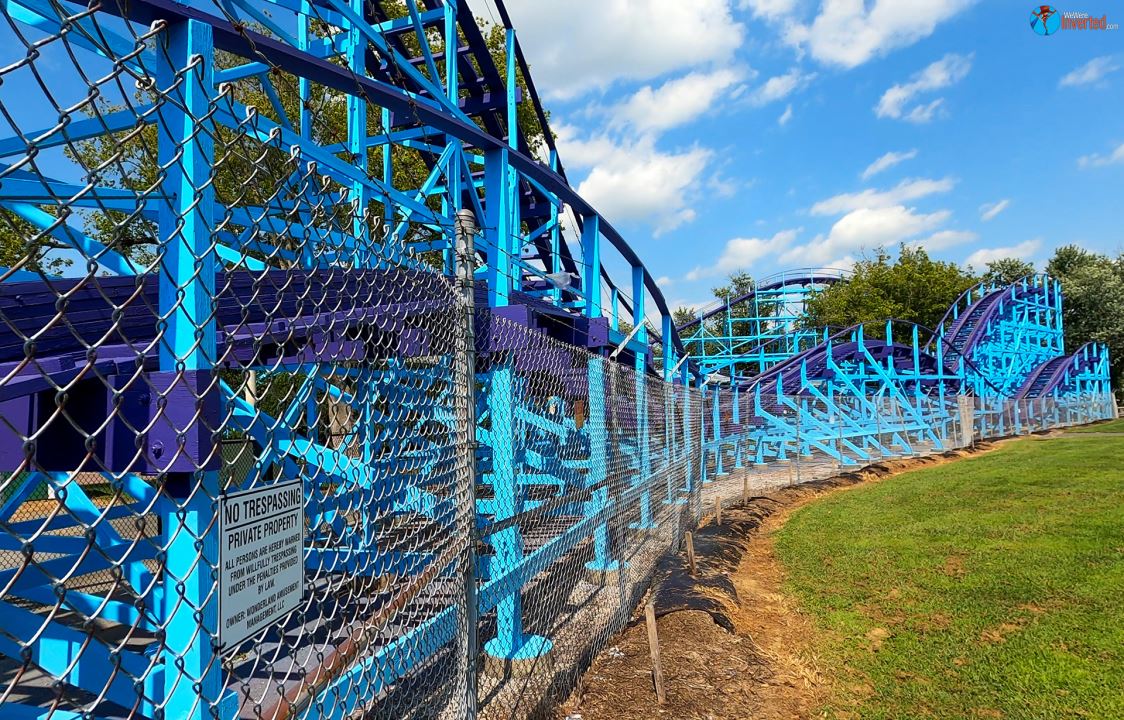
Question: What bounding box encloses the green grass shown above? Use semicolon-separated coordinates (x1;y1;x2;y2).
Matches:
774;435;1124;720
1065;418;1124;433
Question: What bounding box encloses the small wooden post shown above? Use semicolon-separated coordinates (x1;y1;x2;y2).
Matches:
685;531;696;576
742;475;749;506
716;497;722;526
244;370;257;407
644;600;666;705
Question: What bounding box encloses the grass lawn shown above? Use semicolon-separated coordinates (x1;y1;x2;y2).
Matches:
1065;418;1124;433
774;434;1124;720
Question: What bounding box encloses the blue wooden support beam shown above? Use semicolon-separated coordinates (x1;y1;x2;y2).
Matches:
0;202;141;275
631;264;654;529
153;17;223;720
581;214;601;318
89;0;694;361
484;147;513;307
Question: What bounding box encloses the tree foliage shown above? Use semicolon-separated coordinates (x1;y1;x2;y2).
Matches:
711;271;754;302
982;257;1035;286
0;213;70;275
672;306;695;328
802;245;978;334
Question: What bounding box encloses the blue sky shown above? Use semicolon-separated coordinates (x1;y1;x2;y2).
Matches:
497;0;1124;312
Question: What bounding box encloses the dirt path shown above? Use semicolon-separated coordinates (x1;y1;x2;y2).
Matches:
559;446;998;720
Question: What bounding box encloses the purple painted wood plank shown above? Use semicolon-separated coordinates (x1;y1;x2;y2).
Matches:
0;369;221;473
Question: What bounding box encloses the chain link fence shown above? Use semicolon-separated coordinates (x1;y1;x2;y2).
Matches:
695;392;1116;519
0;0;1117;718
0;0;476;715
469;312;706;719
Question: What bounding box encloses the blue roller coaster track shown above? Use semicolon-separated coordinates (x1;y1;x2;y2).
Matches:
0;0;701;716
677;267;846;380
0;0;1114;718
694;271;1113;475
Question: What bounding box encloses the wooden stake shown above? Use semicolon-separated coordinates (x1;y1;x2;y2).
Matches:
716;497;722;526
685;531;696;576
644;600;666;705
742;476;749;506
244;370;257;407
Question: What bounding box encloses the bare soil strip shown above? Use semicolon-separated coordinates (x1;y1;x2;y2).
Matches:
559;445;998;720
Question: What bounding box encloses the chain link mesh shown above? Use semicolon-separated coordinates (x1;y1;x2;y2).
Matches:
0;1;1116;719
469;313;704;717
0;0;472;716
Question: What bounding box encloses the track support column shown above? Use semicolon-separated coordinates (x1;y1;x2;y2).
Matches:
483;363;552;674
677;371;693;504
631;265;655;531
585;354;621;581
155;18;224;720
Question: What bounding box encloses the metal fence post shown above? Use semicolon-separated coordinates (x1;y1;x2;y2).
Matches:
455;209;479;718
795;410;802;485
957;395;974;448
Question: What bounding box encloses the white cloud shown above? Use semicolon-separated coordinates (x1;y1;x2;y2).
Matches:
781;205;950;265
557;125;712;235
826;254;857;271
876;53;972;122
979;199;1010;222
1077;142;1124;168
965;239;1042;268
656;275;674;288
902;98;945;123
784;0;975;69
861;149;918;180
667;297;714;316
1059;56;1120;88
685;229;800;280
498;0;744;99
908;229;978;251
739;0;797;20
750;68;816;105
553;68;749;235
613;68;747;134
778;104;794;126
810;177;955;215
706;173;742;198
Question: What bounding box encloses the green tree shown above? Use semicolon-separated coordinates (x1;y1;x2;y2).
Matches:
711;271;754;302
672;306;696;328
982;257;1035;286
802;245;978;334
1046;244;1124;393
1046;244;1099;277
0;213;70;275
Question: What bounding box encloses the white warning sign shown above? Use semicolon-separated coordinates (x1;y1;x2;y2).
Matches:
218;480;305;651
